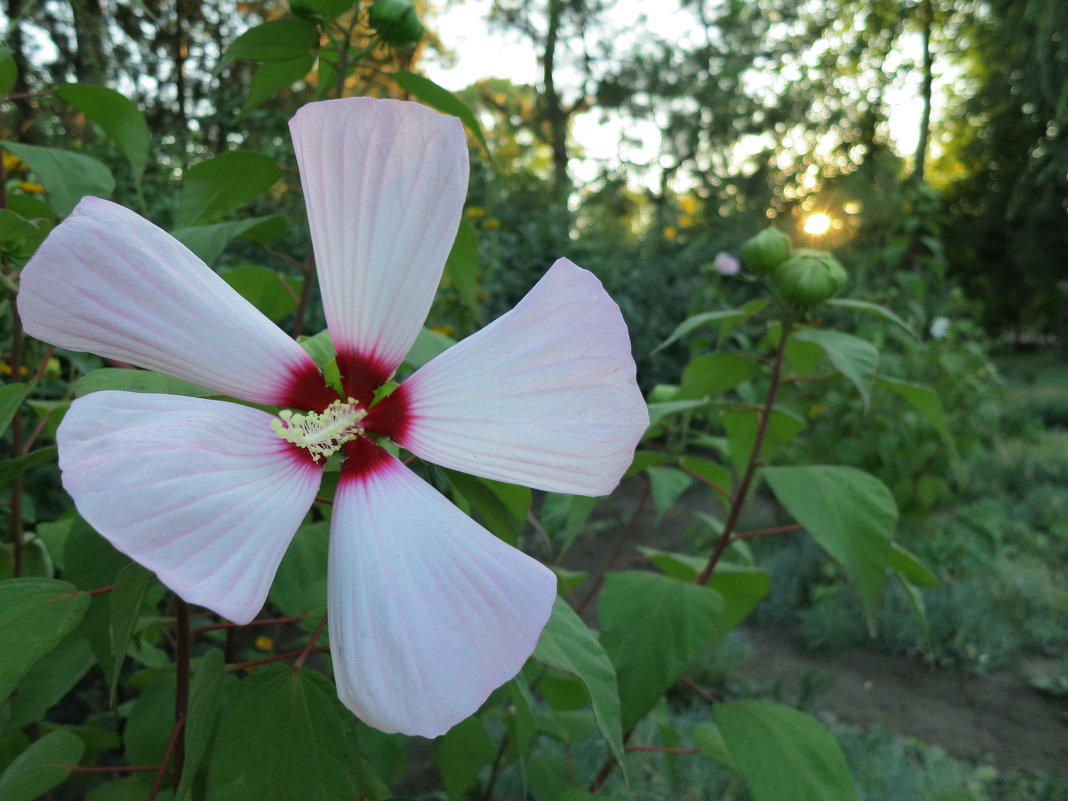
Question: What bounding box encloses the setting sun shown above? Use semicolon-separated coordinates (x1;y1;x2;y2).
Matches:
803;213;833;235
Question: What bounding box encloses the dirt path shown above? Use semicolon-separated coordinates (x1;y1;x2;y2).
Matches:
742;628;1068;775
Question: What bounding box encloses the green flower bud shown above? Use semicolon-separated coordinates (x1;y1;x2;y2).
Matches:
772;249;848;306
740;226;792;275
370;0;424;45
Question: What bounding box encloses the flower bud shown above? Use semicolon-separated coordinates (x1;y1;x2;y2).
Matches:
740;226;791;275
772;249;847;306
370;0;425;45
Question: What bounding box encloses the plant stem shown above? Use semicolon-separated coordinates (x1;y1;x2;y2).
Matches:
294;614;329;669
146;718;185;801
732;523;804;541
695;319;792;586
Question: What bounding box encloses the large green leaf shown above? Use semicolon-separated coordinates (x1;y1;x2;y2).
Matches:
0;209;45;244
0;730;85;801
172;214;286;265
4;632;94;732
0;44;15;96
444;218;480;317
432;717;497;801
219;18;320;69
57;84;150;178
598;571;723;730
75;368;213;398
538;493;598;558
533;598;625;770
446;471;530;546
220;264;303;322
106;562;154;704
715;700;859;801
244;55;316;112
206;666;365;800
763;465;896;627
269;521;329;619
721;407;804;474
176;650;229;801
0;141;114;217
792;329;879;409
645;466;693;522
0;446;56;489
827;297;917;338
0;382;29;437
393;72;488;150
877;377;958;459
0;578;89;702
678;352;754;399
654;308;753;354
174;151;283;227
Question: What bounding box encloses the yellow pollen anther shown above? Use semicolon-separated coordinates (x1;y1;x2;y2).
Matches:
272;398;366;462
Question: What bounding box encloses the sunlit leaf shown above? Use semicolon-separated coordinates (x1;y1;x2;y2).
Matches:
174;152;283;227
244;55;316;112
219;18;320;69
393;72;488;150
678;352;754;399
792;329;879;409
75;368;213;398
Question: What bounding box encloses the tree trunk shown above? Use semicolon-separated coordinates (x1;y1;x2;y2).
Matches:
912;0;934;182
70;0;108;84
540;0;570;203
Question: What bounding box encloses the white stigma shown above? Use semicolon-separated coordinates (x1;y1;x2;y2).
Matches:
272;398;367;462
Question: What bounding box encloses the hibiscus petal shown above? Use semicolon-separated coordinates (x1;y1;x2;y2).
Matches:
17;197;329;407
58;391;321;624
328;445;556;737
373;259;649;496
289;97;468;403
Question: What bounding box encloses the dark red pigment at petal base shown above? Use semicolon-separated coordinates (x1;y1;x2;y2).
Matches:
336;349;394;409
340;435;394;482
363;382;412;443
280;359;341;412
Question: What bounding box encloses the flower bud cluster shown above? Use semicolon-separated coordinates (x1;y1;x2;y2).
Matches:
739;225;848;307
369;0;424;45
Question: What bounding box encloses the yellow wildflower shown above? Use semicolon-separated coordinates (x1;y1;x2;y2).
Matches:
254;635;274;651
18;182;44;194
482;218;501;229
3;153;24;172
464;206;486;219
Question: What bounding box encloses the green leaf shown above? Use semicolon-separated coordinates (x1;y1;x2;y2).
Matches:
645;466;693;522
647;399;720;427
560;791;627;801
5;632;94;732
763;465;896;628
124;670;175;766
175;151;283;227
0;578;89;702
57;84;151;178
678;352;754;399
692;720;736;770
0;141;115;217
176;650;228;801
679;455;732;498
888;542;938;589
0;383;29;437
0;446;57;489
393;72;488;150
721;407;804;474
75;368;213;398
432;717;497;801
877;377;958;459
715;700;859;801
269;521;328;618
107;562;155;704
290;0;354;21
172;214;287;265
598;571;723;730
446;471;530;546
538;493;598;558
219;18;320;69
403;327;455;370
207;665;364;800
444;219;480;317
827;297;917;338
0;210;44;244
0;730;85;801
792;329;879;409
244;55;316;112
220;264;303;322
706;563;771;644
654;308;752;354
533;598;625;771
